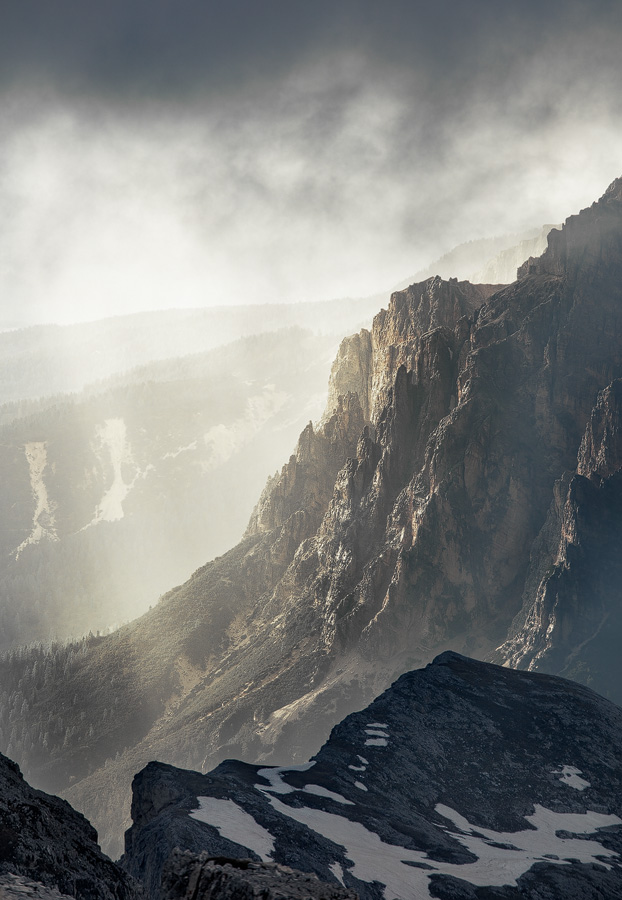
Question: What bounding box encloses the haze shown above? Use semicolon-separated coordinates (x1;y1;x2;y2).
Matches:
1;0;621;327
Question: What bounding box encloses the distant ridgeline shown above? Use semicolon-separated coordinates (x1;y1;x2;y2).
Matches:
0;177;621;868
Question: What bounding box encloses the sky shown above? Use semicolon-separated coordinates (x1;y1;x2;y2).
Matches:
1;0;622;326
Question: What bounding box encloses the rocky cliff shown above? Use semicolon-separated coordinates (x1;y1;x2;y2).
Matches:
497;377;622;696
122;653;622;900
0;752;139;900
3;177;622;861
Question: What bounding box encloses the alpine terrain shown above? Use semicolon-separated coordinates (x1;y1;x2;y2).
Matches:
1;177;622;866
122;652;622;900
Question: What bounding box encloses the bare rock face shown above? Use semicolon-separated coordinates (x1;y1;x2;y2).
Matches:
325;332;373;422
122;654;622;900
160;850;358;900
497;378;622;698
0;752;139;900
246;393;367;539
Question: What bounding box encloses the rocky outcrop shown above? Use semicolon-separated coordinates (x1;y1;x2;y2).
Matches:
160;850;358;900
0;752;139;900
122;653;622;900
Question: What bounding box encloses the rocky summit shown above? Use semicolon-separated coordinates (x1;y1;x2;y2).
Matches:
122;653;622;900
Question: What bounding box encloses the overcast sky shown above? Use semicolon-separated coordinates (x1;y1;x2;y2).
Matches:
1;0;621;325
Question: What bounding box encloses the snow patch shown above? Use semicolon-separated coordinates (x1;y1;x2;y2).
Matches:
434;803;621;887
555;765;591;791
364;738;388;747
15;442;58;558
261;793;621;899
303;784;354;805
348;764;366;772
88;419;133;525
354;781;368;792
367;722;388;728
163;440;198;459
256;761;316;795
365;729;388;738
329;861;346;886
357;756;369;765
190;797;274;862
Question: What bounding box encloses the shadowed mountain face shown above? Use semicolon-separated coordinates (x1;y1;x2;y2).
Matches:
121;653;622;900
2;178;622;860
497;377;622;686
0;751;139;900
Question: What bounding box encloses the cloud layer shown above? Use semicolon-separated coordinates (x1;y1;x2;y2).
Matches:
1;1;622;324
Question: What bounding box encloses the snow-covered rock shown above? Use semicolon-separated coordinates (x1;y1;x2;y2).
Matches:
122;653;622;900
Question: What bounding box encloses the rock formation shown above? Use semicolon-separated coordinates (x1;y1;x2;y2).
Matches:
160;850;358;900
122;653;622;900
0;752;139;900
497;377;622;697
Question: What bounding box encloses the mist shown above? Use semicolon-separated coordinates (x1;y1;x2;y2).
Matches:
1;1;621;327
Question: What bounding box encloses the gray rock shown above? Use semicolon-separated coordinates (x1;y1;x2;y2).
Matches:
122;654;622;899
0;752;140;900
161;849;358;900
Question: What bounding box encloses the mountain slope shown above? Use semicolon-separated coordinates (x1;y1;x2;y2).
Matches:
2;178;622;859
0;751;139;900
0;328;335;647
121;653;622;900
0;297;382;407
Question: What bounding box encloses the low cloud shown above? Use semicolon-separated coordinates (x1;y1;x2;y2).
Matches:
1;2;621;325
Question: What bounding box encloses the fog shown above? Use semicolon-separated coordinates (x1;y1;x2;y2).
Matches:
1;1;621;327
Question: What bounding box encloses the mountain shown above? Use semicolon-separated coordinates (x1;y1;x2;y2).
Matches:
0;328;336;648
0;751;139;899
0;297;384;407
399;224;555;288
160;851;358;900
471;224;559;284
496;376;622;687
1;177;622;861
121;653;622;900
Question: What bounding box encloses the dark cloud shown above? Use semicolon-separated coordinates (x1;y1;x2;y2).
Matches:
1;0;621;107
1;2;622;325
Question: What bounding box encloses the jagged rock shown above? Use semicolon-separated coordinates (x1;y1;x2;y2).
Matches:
0;752;139;900
122;654;622;900
472;224;558;284
0;873;73;899
160;850;358;900
497;378;622;696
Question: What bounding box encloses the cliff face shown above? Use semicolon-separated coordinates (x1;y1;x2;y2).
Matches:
0;752;139;900
4;178;622;860
497;378;622;696
122;654;622;900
